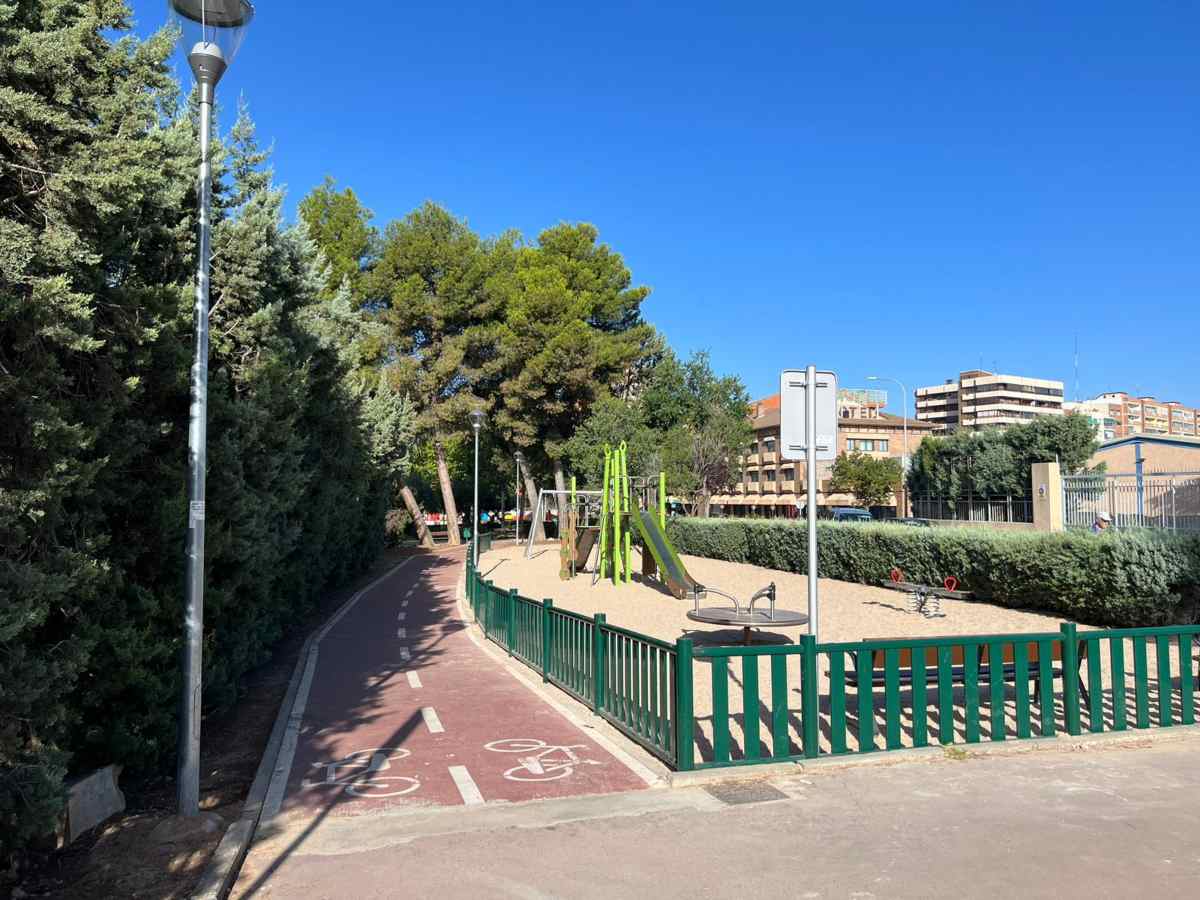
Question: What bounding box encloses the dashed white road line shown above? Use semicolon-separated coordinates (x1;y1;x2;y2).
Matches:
397;627;407;639
421;706;444;734
405;587;415;598
406;671;422;689
402;600;409;608
448;765;484;805
400;647;411;662
397;612;407;622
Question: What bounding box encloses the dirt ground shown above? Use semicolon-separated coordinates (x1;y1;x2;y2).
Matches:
7;547;416;900
477;543;1187;762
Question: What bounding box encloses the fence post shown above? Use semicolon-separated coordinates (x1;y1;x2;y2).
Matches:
1061;622;1081;736
485;580;495;633
507;588;518;655
541;599;553;682
675;638;694;771
593;613;607;713
800;634;820;758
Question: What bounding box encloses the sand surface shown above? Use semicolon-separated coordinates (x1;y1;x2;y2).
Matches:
475;542;1191;763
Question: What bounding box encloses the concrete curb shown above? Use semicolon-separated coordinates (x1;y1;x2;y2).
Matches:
190;556;415;900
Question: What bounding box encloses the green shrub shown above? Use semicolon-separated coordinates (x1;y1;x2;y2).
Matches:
666;518;1200;627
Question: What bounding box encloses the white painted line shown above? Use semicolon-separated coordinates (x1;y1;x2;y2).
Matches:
261;556;417;820
400;647;411;662
448;765;485;806
407;671;422;689
402;600;409;608
397;627;407;639
397;612;407;622
453;567;662;789
421;706;444;734
406;587;415;598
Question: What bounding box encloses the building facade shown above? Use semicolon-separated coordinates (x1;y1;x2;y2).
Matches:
1067;392;1199;441
710;390;936;517
914;370;1064;432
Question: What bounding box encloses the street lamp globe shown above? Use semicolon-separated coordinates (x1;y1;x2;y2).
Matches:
469;409;485;432
168;0;254;84
515;451;525;465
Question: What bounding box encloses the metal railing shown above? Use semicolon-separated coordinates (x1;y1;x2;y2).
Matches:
466;564;1199;772
1063;472;1200;532
682;624;1200;770
911;494;1033;523
467;565;678;765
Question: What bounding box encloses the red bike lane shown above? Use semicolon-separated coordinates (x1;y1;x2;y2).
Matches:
275;546;649;819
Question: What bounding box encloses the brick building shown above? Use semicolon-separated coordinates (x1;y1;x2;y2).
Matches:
709;390;936;517
1066;392;1199;441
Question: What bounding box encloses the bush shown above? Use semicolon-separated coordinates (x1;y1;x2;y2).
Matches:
666;518;1200;627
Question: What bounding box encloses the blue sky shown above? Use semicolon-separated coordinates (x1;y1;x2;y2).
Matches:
143;2;1199;411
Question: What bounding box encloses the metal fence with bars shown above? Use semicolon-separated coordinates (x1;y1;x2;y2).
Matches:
1063;471;1200;532
465;563;1200;772
911;494;1034;524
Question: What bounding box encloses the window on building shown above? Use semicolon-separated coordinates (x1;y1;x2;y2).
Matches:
748;471;759;483
782;468;794;481
764;469;775;481
763;437;776;452
877;439;888;452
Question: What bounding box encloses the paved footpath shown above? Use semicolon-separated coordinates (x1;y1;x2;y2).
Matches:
253;545;647;825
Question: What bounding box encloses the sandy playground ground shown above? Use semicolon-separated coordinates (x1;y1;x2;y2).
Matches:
475;542;1188;763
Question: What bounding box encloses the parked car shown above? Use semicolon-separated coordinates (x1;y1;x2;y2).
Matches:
831;507;873;523
894;517;932;528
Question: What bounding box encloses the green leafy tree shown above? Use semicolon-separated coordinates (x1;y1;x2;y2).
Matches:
298;176;378;300
907;412;1100;501
493;223;651;537
829;452;903;509
372;202;511;546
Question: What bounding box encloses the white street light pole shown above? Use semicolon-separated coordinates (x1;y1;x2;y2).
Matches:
469;410;484;566
167;0;255;818
868;375;909;516
514;451;525;545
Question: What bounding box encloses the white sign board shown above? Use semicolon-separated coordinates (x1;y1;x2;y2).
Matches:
779;369;838;461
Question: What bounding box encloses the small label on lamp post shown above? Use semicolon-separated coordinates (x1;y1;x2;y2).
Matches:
189;501;205;524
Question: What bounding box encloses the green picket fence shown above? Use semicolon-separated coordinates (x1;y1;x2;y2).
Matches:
685;624;1200;770
466;564;1200;772
467;565;678;765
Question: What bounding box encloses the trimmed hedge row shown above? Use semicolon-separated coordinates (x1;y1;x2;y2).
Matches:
665;518;1200;627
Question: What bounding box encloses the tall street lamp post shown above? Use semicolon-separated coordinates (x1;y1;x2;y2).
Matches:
868;375;910;517
469;410;485;566
514;451;525;544
168;0;254;818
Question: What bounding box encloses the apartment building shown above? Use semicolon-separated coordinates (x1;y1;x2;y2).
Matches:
914;370;1064;432
1065;392;1198;441
710;390;936;517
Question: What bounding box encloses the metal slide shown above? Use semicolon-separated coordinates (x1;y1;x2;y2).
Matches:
631;510;704;601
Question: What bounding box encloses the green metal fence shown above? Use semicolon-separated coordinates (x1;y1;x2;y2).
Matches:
467;564;678;765
684;624;1200;770
466;563;1200;772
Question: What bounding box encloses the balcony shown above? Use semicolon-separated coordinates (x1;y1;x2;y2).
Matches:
759;450;777;464
762;481;778;492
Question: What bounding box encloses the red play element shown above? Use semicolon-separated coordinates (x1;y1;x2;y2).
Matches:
943;576;959;592
278;548;646;820
890;567;903;583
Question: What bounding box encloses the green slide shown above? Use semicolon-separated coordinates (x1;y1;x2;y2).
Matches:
632;510;704;600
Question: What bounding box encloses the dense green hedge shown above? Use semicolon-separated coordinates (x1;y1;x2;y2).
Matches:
665;518;1200;627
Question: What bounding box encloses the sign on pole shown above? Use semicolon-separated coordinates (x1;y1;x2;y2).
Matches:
779;368;838;642
779;369;838;461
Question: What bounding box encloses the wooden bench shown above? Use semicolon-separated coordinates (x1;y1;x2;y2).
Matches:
840;637;1089;705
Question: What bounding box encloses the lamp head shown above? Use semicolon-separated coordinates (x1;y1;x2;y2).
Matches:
169;0;254;84
469;409;485;431
514;451;525;465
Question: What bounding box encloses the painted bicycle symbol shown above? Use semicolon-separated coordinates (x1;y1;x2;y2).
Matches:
484;738;603;782
302;747;420;798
